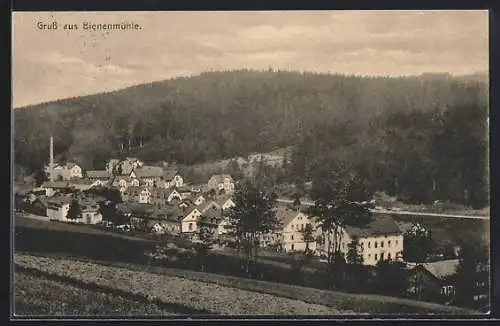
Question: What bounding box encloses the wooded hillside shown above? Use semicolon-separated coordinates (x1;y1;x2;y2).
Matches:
14;69;489;207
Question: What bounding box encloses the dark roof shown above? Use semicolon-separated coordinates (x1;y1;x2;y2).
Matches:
86;170;111;178
275;205;303;228
47;196;73;205
344;215;403;238
422;259;459;279
209;174;234;184
133;166;164;178
42;181;73;189
163;168;179;180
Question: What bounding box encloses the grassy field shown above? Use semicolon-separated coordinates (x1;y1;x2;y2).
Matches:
16;252;480;316
15;254;342;316
14;270;180;317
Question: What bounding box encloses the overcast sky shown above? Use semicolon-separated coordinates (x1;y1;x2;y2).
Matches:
12;10;488;108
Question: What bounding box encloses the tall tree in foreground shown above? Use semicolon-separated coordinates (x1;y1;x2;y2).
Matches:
309;157;373;287
301;223;315;255
226;180;281;277
196;216;216;273
66;199;81;221
403;223;433;263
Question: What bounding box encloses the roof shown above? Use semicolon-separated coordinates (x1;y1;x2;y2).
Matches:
65;162;80;169
86;170;111;178
209;174;234;183
112;176;138;186
176;185;191;193
395;221;414;234
47;196;73;205
275;205;304;228
163;168;179;180
42;181;73;189
133;166;164;178
197;200;221;213
117;202;154;215
344;215;403;238
150;206;184;222
415;259;460;280
71;179;96;186
215;197;235;208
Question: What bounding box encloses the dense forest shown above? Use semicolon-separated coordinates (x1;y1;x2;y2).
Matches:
13;69;489;208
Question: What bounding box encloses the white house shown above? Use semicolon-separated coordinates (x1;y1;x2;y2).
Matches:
138;187;152;204
46;163;83;181
46;196;73;221
167;189;183;203
86;170;112;182
80;200;103;224
318;215;404;266
215;197;236;211
163;169;184;188
131;166;164;187
207;174;235;194
180;207;202;233
112;176;140;193
274;206;317;252
194;195;206;206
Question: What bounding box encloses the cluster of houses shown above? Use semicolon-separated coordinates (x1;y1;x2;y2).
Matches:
13;138;488;308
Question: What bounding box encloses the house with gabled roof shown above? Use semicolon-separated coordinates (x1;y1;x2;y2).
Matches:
332;215;404;266
130;165;165;187
163;168;184;188
406;259;460;303
271;205;316;252
207;174;235;194
85;170;112;182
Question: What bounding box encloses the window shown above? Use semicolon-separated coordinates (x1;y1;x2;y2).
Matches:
374;242;378;248
380;253;384;260
368;242;371;248
360;242;364;248
374;254;378;260
291;235;294;241
395;240;399;245
368;254;371;259
388;253;392;260
388;240;391;247
188;223;193;231
291;244;295;251
381;241;384;248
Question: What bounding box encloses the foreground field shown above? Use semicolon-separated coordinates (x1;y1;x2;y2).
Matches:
15;254;342;315
14;271;179;317
15;253;479;316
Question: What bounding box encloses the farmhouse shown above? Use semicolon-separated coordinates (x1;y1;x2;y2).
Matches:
274;205;316;252
207;174;235;194
40;181;75;197
180;206;203;234
214;196;236;211
85;170;112;182
406;259;460;304
130;166;164;187
79;198;103;224
163;169;184;188
111;176;140;193
194;194;206;206
46;196;73;221
336;216;404;266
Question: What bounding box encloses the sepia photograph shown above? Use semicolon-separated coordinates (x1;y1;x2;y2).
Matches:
12;10;490;318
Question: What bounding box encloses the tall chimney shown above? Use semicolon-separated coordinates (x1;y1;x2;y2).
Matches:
49;135;54;182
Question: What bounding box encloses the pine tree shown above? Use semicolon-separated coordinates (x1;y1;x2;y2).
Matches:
67;199;81;220
226;180;281;277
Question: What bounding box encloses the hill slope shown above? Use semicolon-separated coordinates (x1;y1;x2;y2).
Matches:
13;69;488;171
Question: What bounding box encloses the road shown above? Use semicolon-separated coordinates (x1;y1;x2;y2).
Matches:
276;198;490;220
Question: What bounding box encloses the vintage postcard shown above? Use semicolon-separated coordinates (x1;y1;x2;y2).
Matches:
12;10;490;318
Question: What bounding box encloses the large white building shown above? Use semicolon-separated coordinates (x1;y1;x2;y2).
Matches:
317;215;404;266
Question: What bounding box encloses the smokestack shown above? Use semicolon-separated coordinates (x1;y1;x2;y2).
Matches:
49;135;54;182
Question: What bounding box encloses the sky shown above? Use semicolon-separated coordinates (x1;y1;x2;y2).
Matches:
12;10;489;108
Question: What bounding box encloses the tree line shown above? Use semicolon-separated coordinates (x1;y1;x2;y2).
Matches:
14;70;488;208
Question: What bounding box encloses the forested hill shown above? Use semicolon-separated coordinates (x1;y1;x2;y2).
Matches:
14;69;488;207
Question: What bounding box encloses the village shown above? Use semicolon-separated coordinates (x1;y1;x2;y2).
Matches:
13;136;490;311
